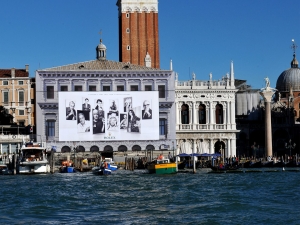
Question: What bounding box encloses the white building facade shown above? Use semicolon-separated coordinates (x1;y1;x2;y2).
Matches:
175;62;238;158
35;40;176;155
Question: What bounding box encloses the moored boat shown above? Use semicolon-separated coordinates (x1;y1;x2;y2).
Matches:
0;164;12;175
19;142;50;174
59;160;76;173
147;159;177;174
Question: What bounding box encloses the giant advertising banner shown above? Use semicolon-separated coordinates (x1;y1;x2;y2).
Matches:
59;91;159;141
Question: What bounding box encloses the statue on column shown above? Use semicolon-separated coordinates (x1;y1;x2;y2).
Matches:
264;77;270;89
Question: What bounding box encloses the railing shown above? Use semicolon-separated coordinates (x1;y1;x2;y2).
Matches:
0;134;30;141
177;124;227;130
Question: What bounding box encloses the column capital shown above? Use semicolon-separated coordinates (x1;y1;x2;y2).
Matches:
259;89;275;102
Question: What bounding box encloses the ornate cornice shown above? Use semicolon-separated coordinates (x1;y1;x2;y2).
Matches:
38;103;58;109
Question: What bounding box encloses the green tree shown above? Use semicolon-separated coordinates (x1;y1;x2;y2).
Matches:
0;106;15;125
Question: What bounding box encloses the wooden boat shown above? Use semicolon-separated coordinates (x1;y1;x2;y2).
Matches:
147;159;177;174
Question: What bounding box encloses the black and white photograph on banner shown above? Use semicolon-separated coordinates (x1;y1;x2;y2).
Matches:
59;91;159;141
120;113;128;130
77;110;90;133
66;100;76;120
107;112;119;131
82;97;91;113
123;97;132;112
95;98;105;119
142;100;152;119
92;109;105;134
109;99;119;114
128;107;141;133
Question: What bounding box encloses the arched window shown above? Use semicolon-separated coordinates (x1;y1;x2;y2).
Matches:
198;104;206;124
76;145;85;152
181;104;189;124
215;104;223;124
146;145;155;150
104;145;113;152
61;146;71;153
132;145;141;151
118;145;128;152
90;145;99;152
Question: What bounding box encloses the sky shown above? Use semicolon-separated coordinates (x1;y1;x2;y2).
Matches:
0;0;299;89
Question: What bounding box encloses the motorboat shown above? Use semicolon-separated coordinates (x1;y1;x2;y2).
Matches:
147;159;177;174
104;158;118;171
91;166;112;175
19;142;50;174
59;160;76;173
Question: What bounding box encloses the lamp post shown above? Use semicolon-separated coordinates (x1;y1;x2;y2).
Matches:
285;139;296;159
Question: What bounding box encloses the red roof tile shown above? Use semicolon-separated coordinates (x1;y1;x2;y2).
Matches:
0;69;29;78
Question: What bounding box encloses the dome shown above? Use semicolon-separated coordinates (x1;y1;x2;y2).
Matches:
97;39;106;50
276;53;300;92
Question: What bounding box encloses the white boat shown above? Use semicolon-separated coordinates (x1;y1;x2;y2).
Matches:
19;142;50;174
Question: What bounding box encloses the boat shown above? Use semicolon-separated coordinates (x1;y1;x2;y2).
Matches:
177;160;186;170
0;164;12;175
19;142;50;174
104;158;118;171
91;166;112;175
59;160;76;173
210;163;240;172
147;159;177;174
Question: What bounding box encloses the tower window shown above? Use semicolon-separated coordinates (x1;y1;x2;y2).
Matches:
126;28;130;33
127;45;130;50
126;13;129;18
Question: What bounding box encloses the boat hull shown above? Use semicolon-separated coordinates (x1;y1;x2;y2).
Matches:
60;166;76;173
19;162;50;174
92;167;112;175
147;163;177;174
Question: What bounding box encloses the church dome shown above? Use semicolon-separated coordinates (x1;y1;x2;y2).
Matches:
276;53;300;92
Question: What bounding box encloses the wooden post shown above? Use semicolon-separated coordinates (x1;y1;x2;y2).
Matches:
13;153;16;175
50;151;55;173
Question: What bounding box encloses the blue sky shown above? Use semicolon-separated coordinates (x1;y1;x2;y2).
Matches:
0;0;299;89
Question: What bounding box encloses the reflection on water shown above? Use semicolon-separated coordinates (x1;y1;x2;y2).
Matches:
0;169;300;224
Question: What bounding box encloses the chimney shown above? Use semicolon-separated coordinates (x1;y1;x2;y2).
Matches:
11;68;15;78
25;65;29;73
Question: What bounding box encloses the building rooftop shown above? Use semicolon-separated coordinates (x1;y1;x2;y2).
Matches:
40;59;161;72
0;69;29;78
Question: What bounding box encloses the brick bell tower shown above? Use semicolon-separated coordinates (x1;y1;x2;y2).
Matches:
116;0;160;68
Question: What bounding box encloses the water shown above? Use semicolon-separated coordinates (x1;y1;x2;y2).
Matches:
1;169;300;225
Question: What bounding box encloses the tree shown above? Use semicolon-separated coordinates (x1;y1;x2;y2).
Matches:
0;106;15;125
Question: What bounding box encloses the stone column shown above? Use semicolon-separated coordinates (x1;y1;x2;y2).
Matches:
209;102;214;129
230;101;236;130
259;88;275;157
209;139;214;154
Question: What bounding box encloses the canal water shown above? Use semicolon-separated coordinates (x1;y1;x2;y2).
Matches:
1;169;300;224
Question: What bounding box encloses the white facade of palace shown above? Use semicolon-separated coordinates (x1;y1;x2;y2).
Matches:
35;41;176;154
175;61;239;158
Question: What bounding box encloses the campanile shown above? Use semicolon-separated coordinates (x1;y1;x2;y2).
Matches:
116;0;160;68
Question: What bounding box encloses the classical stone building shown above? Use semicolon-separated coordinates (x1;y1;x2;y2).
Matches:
35;40;175;155
175;61;238;158
0;65;34;154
